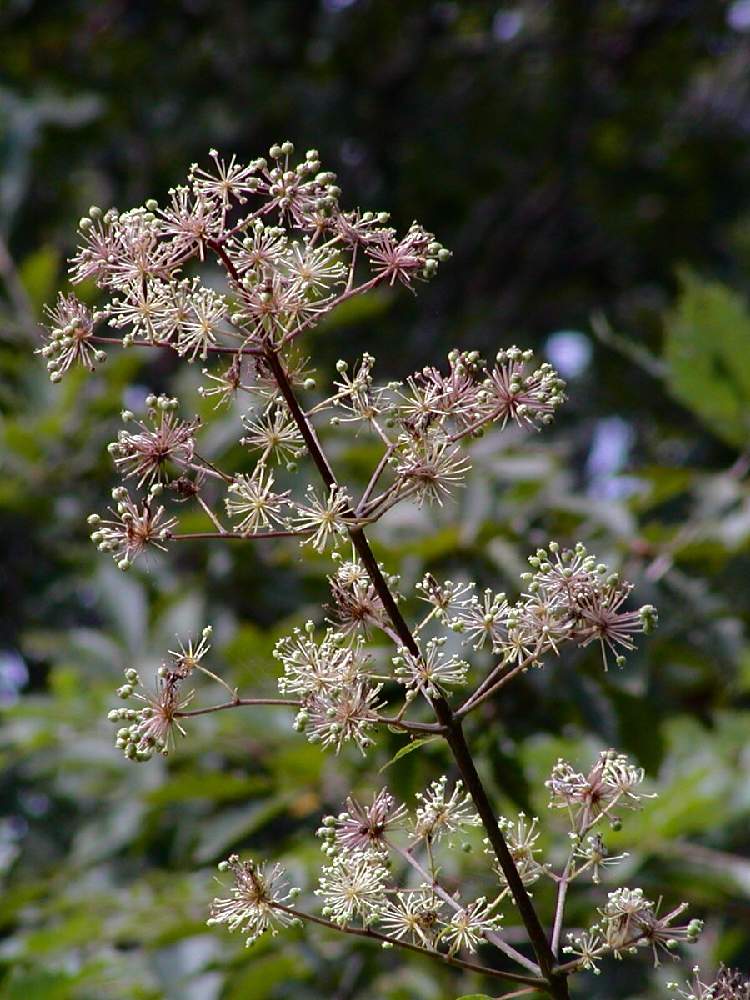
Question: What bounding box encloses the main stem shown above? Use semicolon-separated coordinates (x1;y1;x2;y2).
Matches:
264;346;570;999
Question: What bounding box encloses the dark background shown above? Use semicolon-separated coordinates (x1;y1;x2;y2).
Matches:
2;2;750;998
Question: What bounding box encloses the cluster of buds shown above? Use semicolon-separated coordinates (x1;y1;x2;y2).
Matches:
108;394;199;488
87;487;176;570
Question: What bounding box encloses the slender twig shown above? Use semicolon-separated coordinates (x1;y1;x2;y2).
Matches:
357;443;396;514
168;528;311;541
175;697;300;718
550;860;572;957
373;715;446;735
89;334;262;357
494;988;541;999
457;656;539;718
271;902;547;989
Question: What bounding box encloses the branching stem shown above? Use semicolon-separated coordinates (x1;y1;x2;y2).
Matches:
261;342;570;999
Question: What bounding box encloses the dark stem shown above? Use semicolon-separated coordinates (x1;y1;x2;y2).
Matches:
263;345;570;998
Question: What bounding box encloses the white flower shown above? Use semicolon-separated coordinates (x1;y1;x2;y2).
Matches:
167;626;213;677
209;855;297;946
393;638;468;695
286;240;347;293
230;223;288;273
39;292;101;380
108;666;194;759
449;588;509;650
89;490;177;569
189;149;260;208
395;437;471;507
415;574;474;618
111;398;198;487
177;285;226;360
563;927;605;974
316;850;389;926
572;833;629;884
108;278;172;340
241;407;305;465
158;184;222;258
225;467;291;534
305;681;384;755
440;896;502;955
379;890;445;947
413;777;480;843
294;483;351;551
493;813;547;888
275;626;366;699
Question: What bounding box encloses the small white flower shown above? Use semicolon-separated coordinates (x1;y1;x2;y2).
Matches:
241;407;305;465
189;149;260;208
563;927;605;974
440;896;502;955
177;285;226;360
209;855;297;946
275;626;367;699
316;850;389;926
379;890;444;947
225;467;291;534
305;681;384;755
393;638;468;695
413;777;480;843
294;483;351;552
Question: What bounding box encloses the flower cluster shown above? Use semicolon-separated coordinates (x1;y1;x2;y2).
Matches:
88;486;177;570
106;626;227;759
108;394;199;488
208;855;300;947
41;142;448;377
546;748;655;827
668;967;750;1000
39;292;105;380
564;888;703;974
43;143;713;994
274;623;384;754
429;542;657;672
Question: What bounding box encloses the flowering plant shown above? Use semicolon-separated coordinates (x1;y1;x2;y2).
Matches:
41;141;727;999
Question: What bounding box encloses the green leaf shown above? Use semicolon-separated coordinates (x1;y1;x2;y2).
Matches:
19;245;60;312
455;994;494;999
664;270;750;446
379;735;438;772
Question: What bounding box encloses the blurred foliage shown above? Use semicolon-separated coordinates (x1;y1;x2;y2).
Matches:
2;1;750;998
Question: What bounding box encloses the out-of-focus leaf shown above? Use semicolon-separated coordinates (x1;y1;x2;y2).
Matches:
146;772;269;806
193;796;289;862
225;953;308;1000
19;245;59;312
664;270;750;447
